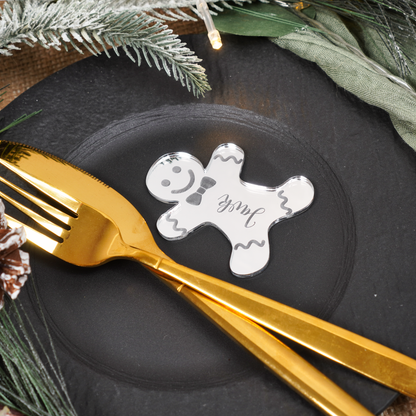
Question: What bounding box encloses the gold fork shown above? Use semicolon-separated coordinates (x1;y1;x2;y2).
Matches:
0;141;414;413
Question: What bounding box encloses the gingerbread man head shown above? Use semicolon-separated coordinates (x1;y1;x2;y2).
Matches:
146;152;206;204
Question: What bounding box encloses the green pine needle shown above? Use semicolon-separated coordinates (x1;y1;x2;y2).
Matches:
0;111;42;134
230;5;323;33
0;295;77;416
0;0;211;97
0;85;9;102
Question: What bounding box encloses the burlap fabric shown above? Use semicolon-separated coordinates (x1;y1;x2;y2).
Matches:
0;14;415;416
0;18;206;110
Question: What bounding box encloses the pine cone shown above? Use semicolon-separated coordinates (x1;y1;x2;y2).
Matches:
0;405;25;415
0;200;31;308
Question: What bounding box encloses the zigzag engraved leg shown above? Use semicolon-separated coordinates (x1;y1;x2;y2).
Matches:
230;237;270;277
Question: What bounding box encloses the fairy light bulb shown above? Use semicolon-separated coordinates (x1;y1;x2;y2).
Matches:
197;0;222;50
293;1;309;11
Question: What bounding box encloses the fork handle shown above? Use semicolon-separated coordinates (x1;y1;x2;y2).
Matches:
137;249;416;398
155;272;373;416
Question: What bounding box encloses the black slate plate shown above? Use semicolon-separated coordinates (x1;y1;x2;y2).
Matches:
2;34;416;415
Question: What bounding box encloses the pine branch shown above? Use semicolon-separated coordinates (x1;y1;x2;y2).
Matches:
110;0;249;14
112;0;416;78
108;0;258;23
0;0;211;97
0;298;77;416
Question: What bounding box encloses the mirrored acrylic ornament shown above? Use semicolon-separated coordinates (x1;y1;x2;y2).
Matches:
146;143;314;277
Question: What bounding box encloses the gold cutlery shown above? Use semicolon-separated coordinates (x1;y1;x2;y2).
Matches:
0;140;413;415
0;141;372;416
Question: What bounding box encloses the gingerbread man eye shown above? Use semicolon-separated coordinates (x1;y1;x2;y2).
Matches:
161;179;171;187
172;166;181;173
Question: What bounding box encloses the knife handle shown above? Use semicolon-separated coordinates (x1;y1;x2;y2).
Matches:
155;272;374;416
137;249;416;398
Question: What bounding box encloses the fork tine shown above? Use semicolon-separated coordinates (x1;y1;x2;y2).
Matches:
5;214;59;254
0;189;69;239
0;176;73;225
0;159;80;213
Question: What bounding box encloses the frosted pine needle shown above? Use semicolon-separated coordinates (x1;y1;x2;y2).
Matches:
0;0;211;97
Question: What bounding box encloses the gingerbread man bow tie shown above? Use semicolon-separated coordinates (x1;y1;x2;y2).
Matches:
186;176;216;206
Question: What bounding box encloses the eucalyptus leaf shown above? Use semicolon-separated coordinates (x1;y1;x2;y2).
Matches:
213;3;316;38
272;8;416;150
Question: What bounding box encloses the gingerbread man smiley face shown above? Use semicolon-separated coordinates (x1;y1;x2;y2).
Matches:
146;153;206;204
146;143;314;277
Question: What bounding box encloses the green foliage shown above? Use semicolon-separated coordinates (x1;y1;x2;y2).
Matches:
1;0;415;93
0;0;211;97
285;0;416;77
0;111;42;134
211;0;416;78
0;85;42;133
0;297;77;416
213;3;317;37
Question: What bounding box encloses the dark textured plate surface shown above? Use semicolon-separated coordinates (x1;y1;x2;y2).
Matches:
2;34;416;415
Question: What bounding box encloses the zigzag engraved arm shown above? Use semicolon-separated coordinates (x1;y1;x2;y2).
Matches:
157;210;189;240
157;207;202;240
165;213;187;237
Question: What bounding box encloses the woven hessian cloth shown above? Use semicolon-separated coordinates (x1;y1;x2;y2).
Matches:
0;12;415;416
0;18;206;110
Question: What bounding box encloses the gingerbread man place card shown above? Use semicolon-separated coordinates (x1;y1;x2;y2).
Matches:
146;143;314;277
